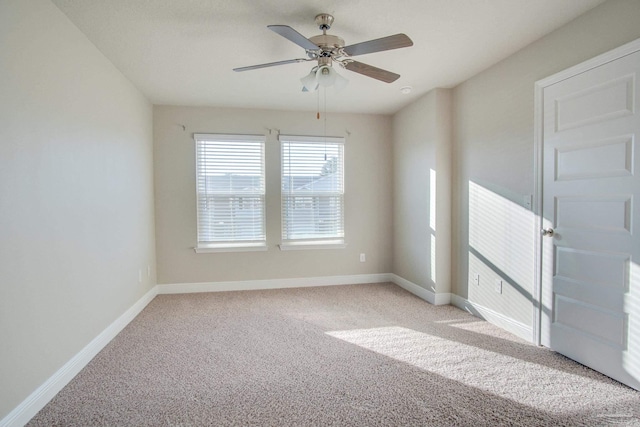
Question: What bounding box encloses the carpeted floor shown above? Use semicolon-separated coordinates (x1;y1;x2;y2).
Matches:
28;283;640;426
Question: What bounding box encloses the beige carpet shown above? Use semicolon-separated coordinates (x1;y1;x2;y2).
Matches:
28;283;640;426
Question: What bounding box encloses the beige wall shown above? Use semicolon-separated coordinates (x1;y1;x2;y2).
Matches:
392;89;452;295
0;0;155;419
4;0;640;421
153;105;393;284
451;0;640;326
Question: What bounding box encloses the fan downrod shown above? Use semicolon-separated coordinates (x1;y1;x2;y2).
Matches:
315;13;334;31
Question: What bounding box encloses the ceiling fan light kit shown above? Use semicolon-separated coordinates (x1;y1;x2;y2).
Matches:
300;64;349;92
331;69;349;91
301;69;319;92
234;13;413;91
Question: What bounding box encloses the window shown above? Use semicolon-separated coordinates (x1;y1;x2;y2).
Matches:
193;134;265;252
280;135;345;249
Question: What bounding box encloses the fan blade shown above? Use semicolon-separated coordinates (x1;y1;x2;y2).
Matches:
343;34;413;57
343;61;400;83
268;25;318;51
233;58;309;72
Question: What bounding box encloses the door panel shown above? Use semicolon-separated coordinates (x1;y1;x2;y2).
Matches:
555;136;633;181
553;294;625;346
554;74;634;132
541;50;640;390
555;195;631;233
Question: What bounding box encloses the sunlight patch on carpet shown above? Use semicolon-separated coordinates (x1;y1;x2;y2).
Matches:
325;326;628;411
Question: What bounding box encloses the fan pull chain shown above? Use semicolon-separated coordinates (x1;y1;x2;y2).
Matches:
324;87;327;161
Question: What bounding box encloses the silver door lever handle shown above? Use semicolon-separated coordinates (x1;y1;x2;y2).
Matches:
541;228;555;237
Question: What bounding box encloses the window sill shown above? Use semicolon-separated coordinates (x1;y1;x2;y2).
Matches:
278;241;347;251
194;243;268;253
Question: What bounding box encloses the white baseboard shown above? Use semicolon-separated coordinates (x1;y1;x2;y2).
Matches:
389;274;451;305
450;294;533;342
3;273;532;427
0;286;158;427
4;274;391;426
157;273;392;294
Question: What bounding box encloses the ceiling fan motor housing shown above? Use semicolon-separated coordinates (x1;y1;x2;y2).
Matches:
309;34;345;51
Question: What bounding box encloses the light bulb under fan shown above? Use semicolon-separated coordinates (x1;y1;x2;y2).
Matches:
300;65;349;92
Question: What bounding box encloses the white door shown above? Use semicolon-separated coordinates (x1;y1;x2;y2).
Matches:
540;49;640;390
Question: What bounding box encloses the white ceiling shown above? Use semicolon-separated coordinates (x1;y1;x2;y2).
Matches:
51;0;606;115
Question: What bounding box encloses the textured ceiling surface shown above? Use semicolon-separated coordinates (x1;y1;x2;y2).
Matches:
51;0;605;114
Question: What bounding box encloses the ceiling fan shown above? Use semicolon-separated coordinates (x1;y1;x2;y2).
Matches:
233;13;413;89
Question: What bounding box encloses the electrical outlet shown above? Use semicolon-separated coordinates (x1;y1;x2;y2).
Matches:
360;253;366;262
473;273;480;286
495;279;502;294
138;269;143;284
147;265;151;278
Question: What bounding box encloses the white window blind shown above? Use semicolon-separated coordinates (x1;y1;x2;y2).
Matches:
280;135;345;246
194;134;265;250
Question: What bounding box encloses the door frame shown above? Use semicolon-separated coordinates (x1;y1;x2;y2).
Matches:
532;37;640;346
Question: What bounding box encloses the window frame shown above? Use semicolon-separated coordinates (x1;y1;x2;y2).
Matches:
279;134;346;251
193;133;267;253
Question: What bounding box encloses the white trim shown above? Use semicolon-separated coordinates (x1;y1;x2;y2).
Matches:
535;38;640;89
1;274;537;427
157;273;392;294
0;276;537;427
532;73;544;346
450;295;533;343
433;292;452;306
532;37;640;347
0;287;158;427
158;273;456;306
388;274;451;306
